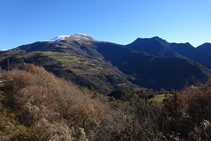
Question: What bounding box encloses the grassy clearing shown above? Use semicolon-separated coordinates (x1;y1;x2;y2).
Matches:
41;51;56;55
96;66;102;69
88;68;99;71
57;59;75;62
71;68;100;75
63;56;78;59
44;53;81;63
149;94;165;102
72;69;83;72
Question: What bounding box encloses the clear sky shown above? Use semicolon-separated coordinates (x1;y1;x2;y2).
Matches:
0;0;211;50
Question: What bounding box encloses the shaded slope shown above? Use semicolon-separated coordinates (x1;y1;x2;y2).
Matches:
125;37;211;71
125;37;182;57
197;43;211;54
96;42;211;90
170;43;211;70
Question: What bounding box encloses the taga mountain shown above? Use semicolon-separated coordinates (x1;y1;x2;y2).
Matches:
1;33;211;94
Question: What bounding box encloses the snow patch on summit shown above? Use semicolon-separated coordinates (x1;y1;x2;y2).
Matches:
72;33;90;41
47;33;93;42
47;35;71;42
0;49;7;51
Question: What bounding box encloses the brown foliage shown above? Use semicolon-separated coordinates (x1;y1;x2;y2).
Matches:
162;90;187;118
65;99;105;133
3;70;32;95
183;83;211;125
31;67;60;95
157;90;190;138
27;63;38;74
7;64;211;140
14;85;56;125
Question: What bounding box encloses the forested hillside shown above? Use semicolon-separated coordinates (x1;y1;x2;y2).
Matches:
1;64;211;140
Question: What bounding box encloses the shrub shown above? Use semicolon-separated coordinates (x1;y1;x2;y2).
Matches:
14;85;56;126
109;96;116;102
3;70;32;95
27;63;38;74
65;99;105;133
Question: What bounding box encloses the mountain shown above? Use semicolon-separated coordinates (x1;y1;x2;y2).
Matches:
169;42;211;70
125;37;211;70
125;36;183;57
197;43;211;54
1;34;211;92
0;34;138;94
96;42;211;90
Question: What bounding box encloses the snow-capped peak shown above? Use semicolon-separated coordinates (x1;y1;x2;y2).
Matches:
47;33;93;42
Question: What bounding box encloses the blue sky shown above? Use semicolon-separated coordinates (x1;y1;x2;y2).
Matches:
0;0;211;50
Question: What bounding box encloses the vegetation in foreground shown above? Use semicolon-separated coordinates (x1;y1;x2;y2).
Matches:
0;64;211;140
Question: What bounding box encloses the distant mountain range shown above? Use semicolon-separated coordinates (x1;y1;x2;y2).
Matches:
1;34;211;94
126;37;211;70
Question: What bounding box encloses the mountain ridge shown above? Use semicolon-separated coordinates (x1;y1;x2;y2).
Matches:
197;43;211;54
125;37;183;57
1;34;211;93
169;42;211;70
